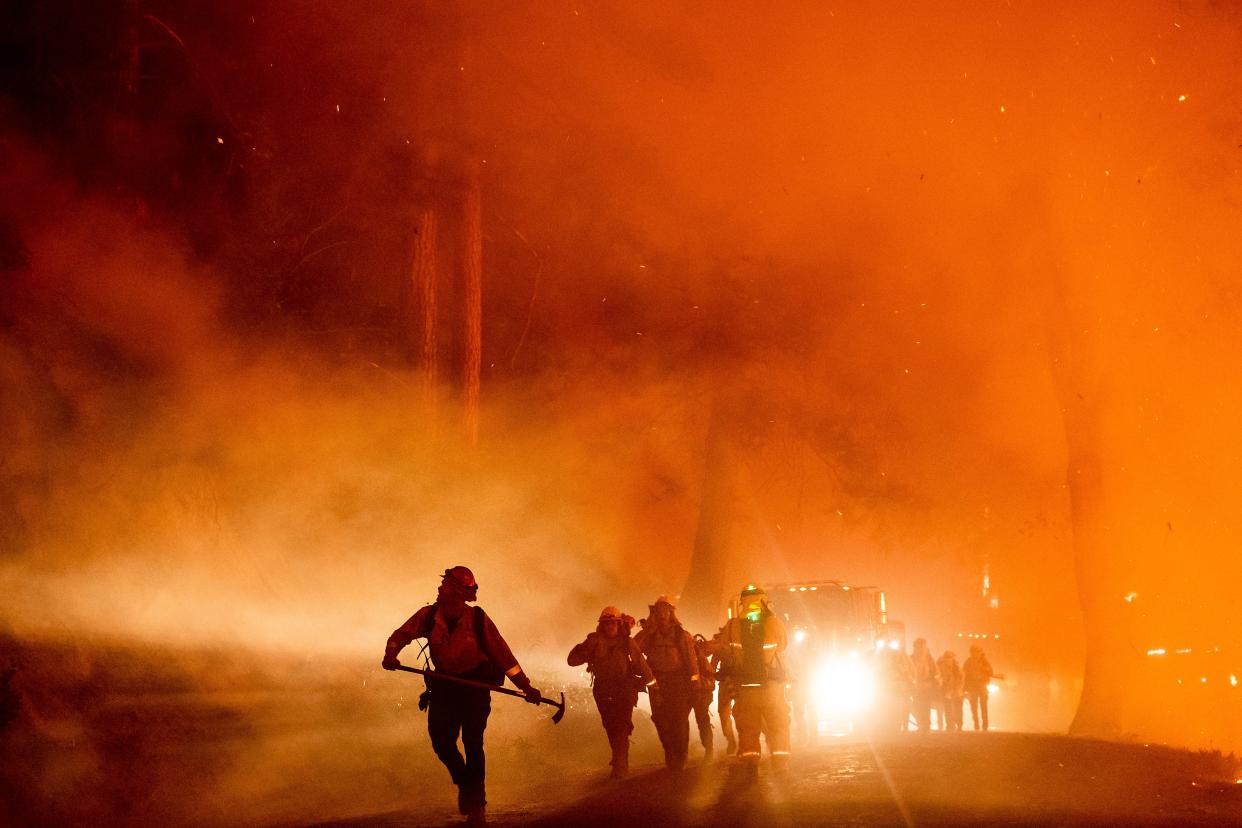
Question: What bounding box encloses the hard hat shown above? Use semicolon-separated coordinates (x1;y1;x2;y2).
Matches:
740;583;766;601
442;565;479;599
599;605;624;622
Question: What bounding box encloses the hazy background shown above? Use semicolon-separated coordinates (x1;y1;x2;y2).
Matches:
2;0;1241;823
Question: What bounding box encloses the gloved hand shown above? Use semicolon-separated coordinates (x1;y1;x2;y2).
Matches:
511;670;542;704
382;656;401;671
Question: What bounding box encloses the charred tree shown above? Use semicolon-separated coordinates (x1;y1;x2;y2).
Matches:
462;166;483;447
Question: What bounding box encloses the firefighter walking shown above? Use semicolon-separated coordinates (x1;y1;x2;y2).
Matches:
690;633;716;759
963;644;997;731
910;637;940;732
937;649;965;732
718;584;791;779
382;566;543;826
567;606;654;778
635;595;701;770
708;626;738;755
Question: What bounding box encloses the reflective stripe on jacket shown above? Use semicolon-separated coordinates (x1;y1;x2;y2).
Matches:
719;610;787;684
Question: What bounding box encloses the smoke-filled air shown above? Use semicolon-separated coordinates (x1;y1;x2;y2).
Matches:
2;2;1241;826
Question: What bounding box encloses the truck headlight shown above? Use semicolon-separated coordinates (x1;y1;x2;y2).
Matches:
813;656;876;714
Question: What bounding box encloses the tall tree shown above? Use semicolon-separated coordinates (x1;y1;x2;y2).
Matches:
412;206;440;421
680;398;738;630
461;164;483;447
1049;281;1131;738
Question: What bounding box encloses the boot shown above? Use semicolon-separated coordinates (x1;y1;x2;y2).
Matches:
609;733;629;778
460;782;486;821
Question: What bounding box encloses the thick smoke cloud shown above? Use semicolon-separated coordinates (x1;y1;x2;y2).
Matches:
3;1;1242;823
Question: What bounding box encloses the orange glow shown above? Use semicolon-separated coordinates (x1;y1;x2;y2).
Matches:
2;6;1241;823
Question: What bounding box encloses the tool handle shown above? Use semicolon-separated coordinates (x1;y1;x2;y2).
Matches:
391;664;565;722
394;664;521;696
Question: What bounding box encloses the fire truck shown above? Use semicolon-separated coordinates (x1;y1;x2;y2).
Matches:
765;580;905;737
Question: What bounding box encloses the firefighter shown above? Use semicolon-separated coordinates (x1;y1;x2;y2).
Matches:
382;566;542;827
910;638;939;732
690;633;716;759
784;624;817;747
709;626;738;755
718;584;790;779
567;606;654;778
963;644;996;731
634;595;701;770
937;649;965;732
879;644;914;734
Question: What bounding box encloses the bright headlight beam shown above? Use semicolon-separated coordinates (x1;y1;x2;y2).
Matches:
813;657;876;714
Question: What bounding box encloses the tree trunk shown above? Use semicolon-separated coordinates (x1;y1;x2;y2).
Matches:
680;401;737;632
462;167;483;447
1048;275;1131;738
412;206;439;421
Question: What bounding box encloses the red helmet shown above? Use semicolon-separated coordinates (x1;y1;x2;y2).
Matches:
442;566;479;599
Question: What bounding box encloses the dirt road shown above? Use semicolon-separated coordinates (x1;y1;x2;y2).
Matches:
314;732;1242;827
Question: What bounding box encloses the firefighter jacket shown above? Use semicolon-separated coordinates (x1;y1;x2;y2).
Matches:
717;608;788;685
937;654;964;698
385;603;521;681
567;633;654;693
634;624;700;682
962;654;994;693
911;649;939;689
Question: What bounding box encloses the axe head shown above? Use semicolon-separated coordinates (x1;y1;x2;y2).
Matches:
551;691;566;724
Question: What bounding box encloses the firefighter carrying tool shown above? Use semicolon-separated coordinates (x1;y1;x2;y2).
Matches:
393;665;565;722
718;584;791;780
382;565;544;827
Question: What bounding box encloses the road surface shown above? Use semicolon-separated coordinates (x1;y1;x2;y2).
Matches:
311;732;1242;827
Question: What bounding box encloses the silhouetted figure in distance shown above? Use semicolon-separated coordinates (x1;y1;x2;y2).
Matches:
910;638;940;732
963;644;996;731
937;649;964;732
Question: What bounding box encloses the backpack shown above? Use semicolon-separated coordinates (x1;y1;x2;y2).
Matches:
423;603;505;686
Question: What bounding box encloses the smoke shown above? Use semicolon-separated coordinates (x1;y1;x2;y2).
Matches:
4;1;1242;822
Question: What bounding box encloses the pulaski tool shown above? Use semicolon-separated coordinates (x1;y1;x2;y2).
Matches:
394;664;566;724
